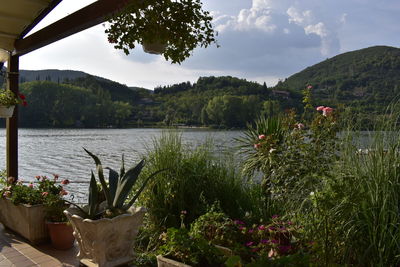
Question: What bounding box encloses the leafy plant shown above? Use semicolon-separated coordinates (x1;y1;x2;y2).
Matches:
106;0;217;64
0;89;27;107
74;148;163;219
158;227;225;266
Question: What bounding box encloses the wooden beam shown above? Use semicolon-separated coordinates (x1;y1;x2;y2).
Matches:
14;0;139;56
6;55;19;179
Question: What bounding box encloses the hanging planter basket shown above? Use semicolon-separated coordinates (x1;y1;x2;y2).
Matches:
0;105;15;118
142;41;167;55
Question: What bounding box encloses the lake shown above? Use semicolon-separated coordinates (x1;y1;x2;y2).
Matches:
0;128;243;203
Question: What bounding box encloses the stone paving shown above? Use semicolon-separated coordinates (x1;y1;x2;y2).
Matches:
0;223;79;267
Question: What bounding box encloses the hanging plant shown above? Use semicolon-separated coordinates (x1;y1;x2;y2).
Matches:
105;0;218;64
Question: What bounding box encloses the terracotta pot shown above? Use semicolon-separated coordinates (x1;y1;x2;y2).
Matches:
46;221;75;250
64;206;146;267
0;198;48;244
0;105;14;118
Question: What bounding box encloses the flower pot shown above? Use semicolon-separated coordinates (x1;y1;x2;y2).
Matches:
64;206;146;267
46;221;75;250
0;105;14;118
156;255;192;267
0;198;49;244
142;41;167;55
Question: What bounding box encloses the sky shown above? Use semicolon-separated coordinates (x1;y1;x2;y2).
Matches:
19;0;400;89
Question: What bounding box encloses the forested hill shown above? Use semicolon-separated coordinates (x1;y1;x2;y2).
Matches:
1;45;399;128
277;45;400;125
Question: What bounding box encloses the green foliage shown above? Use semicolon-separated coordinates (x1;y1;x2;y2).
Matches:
106;0;217;64
79;148;163;219
18;81;132;127
0;89;25;107
138;132;264;229
158;227;225;266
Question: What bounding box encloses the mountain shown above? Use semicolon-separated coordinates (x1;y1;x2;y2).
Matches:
278;46;400;115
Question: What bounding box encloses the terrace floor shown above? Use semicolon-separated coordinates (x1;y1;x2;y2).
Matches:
0;223;79;267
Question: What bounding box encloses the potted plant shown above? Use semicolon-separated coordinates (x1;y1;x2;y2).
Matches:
43;178;75;250
64;148;164;267
156;227;226;267
106;0;218;64
0;174;67;244
0;88;27;118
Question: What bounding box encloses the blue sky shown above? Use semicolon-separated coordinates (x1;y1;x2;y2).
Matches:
20;0;400;89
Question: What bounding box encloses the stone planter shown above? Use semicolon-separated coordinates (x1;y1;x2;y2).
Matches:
156;246;232;267
0;198;49;244
156;255;192;267
0;105;14;118
64;206;146;267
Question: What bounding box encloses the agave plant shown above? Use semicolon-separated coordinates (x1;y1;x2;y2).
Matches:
73;148;163;219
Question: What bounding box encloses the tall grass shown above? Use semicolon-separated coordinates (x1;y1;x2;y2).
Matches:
138;131;267;230
300;109;400;266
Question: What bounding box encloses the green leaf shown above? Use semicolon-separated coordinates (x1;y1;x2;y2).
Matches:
124;168;166;210
88;171;99;218
106;167;119;201
84;148;112;207
113;159;145;208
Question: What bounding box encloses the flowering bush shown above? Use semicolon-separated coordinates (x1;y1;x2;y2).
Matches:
0;89;27;107
0;174;70;222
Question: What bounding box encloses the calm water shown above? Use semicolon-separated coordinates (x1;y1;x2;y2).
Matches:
0;128;242;202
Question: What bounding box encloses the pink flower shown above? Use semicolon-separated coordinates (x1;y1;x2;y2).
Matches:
307;85;313;89
248;229;254;234
278;245;292;253
316;106;325;111
246;241;254;247
272;214;279;219
181;210;187;215
61;179;70;185
234;220;245;225
261;239;269;244
322;107;333;116
271;239;279;244
41;192;49;197
28;183;34;188
254;143;262;149
258;225;266;231
258;134;266;140
295;123;305;130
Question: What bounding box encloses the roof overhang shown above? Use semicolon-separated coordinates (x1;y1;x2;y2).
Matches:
0;0;62;53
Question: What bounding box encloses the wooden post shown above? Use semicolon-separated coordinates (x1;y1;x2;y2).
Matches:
6;55;19;179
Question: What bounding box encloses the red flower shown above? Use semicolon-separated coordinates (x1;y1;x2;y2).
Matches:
254;143;262;149
18;93;25;100
61;179;70;185
22;101;28;106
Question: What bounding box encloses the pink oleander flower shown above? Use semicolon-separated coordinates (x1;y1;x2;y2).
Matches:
316;106;325;111
295;123;305;130
261;239;269;244
41;192;49;197
254;143;262;149
28;183;34;188
258;225;266;231
248;229;254;234
307;85;313;89
258;134;266;140
61;179;70;185
322;106;333;116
